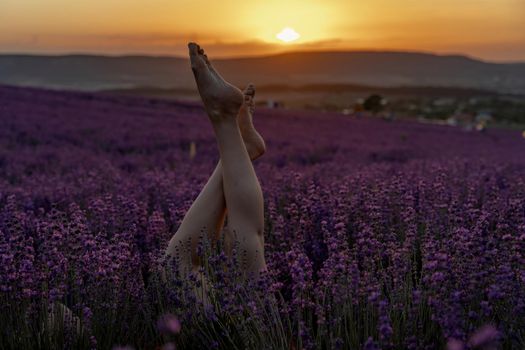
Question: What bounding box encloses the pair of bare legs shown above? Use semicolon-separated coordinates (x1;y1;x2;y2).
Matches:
165;43;267;284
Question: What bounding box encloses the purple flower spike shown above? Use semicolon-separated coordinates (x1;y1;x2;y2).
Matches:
468;324;501;348
157;313;182;334
446;338;465;350
161;342;176;350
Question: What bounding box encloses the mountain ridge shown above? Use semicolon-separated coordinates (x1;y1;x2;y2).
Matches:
1;51;523;93
2;50;523;64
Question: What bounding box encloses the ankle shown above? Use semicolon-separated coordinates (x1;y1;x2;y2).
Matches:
212;118;239;133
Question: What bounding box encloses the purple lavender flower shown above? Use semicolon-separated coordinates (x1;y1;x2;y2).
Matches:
2;85;524;349
468;324;501;348
157;313;182;334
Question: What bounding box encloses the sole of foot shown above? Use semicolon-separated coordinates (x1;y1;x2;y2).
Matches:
188;42;243;122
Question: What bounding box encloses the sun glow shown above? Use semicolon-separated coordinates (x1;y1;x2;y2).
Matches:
276;27;301;43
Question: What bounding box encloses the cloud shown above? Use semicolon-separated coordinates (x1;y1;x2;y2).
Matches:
0;31;339;57
1;32;524;62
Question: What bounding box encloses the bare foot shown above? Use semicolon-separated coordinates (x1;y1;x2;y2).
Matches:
238;84;266;160
188;42;243;121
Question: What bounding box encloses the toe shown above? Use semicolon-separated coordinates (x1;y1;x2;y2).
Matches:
188;42;199;56
244;83;256;97
188;43;207;70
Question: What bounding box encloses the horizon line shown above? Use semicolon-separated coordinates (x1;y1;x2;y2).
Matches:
1;48;524;65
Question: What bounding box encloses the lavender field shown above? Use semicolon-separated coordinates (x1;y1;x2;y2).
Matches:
1;85;524;349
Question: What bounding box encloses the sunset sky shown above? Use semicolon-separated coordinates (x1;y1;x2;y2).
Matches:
1;0;524;62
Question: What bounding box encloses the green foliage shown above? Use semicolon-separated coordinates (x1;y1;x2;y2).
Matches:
363;94;384;114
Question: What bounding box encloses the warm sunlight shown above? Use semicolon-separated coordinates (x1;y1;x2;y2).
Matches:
276;27;300;43
2;1;525;349
1;0;524;60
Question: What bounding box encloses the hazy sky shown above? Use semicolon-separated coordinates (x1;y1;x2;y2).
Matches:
1;0;524;62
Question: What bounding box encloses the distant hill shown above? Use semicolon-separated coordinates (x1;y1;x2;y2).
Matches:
1;51;524;93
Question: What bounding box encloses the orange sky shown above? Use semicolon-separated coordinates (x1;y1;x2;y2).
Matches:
1;0;524;62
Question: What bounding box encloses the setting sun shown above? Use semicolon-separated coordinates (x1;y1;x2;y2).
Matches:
276;27;301;43
0;0;524;60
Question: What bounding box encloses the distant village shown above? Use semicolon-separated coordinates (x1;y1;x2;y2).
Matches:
261;93;525;130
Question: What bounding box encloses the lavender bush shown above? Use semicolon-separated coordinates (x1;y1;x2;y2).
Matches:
1;85;524;349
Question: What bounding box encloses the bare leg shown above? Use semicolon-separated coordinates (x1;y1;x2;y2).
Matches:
166;162;226;273
185;42;266;277
165;82;265;275
213;122;267;276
